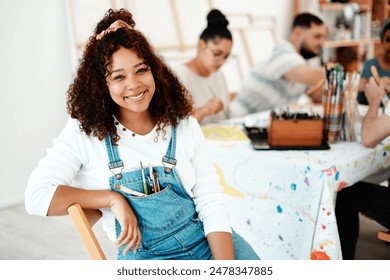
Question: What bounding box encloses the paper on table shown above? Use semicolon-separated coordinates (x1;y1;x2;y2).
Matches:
201;125;250;142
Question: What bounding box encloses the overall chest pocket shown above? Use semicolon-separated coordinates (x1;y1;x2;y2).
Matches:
111;169;195;233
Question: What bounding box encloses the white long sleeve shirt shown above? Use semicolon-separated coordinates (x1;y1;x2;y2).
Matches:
25;116;231;242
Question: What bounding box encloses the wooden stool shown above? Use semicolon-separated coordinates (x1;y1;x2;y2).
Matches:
68;204;107;260
378;231;390;243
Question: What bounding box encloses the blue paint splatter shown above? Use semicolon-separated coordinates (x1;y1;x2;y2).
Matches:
335;171;339;181
291;183;297;191
274;185;282;191
276;205;283;213
383;151;387;157
305;165;311;174
295;211;303;221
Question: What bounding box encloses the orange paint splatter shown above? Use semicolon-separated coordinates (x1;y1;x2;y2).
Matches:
326;211;331;216
319;240;333;249
337;181;348;192
311;250;331;260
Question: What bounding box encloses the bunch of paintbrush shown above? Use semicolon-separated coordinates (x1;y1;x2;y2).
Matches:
323;63;345;143
341;71;360;142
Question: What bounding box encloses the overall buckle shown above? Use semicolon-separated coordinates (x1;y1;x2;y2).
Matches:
108;160;124;179
162;156;176;173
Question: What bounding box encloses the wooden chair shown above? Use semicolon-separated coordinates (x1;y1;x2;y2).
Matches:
67;204;106;260
377;179;390;243
378;231;390;243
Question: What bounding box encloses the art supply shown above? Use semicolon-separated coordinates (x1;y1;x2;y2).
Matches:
322;63;362;143
153;171;161;192
140;161;148;195
148;163;157;193
114;184;147;197
342;71;360;142
323;63;345;143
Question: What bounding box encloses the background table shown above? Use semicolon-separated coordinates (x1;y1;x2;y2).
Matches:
207;137;390;259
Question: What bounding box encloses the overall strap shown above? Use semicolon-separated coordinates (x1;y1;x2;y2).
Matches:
104;135;124;179
162;125;177;173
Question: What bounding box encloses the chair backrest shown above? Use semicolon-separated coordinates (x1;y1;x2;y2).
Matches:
67;203;107;260
378;230;390;243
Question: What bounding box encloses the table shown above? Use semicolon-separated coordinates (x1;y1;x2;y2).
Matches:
206;129;390;260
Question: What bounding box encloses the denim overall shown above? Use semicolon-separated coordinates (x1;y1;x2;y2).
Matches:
105;126;260;260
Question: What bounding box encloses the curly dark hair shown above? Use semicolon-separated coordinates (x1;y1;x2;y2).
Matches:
67;9;193;143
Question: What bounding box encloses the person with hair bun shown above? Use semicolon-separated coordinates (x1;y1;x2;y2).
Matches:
25;8;259;260
176;9;233;125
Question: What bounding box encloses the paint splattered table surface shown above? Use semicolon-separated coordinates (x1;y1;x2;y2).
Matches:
208;138;390;260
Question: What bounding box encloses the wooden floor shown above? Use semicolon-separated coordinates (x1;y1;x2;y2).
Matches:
0;203;389;260
0;203;116;260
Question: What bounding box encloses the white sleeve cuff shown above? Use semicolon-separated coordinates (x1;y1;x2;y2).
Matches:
202;212;232;236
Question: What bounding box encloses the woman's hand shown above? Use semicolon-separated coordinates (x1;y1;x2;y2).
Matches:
109;193;141;255
380;76;390;93
193;97;224;123
365;77;386;106
203;97;224;115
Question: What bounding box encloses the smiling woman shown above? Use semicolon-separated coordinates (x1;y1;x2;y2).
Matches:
24;8;259;261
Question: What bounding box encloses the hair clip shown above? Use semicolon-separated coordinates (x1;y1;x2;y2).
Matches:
96;20;133;40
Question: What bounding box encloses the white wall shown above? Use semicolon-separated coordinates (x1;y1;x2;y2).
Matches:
0;0;295;209
0;0;72;208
